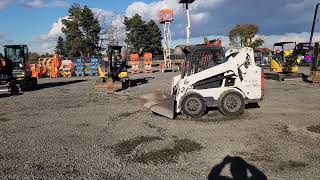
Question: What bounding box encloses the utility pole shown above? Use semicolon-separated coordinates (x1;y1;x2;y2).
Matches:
310;3;320;49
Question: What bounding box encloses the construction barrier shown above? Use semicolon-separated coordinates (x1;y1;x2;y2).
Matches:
131;54;140;74
36;64;46;78
60;60;74;77
75;58;84;76
29;64;38;78
90;58;99;76
144;53;153;73
38;58;49;77
50;54;60;78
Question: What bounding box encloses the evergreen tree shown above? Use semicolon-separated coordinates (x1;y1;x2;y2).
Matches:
62;4;83;57
80;6;101;56
124;14;148;55
55;36;66;56
62;4;101;57
146;20;162;55
124;14;163;55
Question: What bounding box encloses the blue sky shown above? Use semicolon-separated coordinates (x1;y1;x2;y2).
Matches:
0;0;319;54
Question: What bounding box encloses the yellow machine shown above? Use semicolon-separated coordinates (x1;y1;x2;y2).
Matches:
271;42;299;74
96;46;129;91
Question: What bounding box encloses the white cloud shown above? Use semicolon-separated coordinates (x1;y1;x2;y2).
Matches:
0;0;11;9
171;32;320;51
32;16;67;42
0;32;6;39
30;8;114;53
28;1;320;53
49;0;68;8
262;32;320;49
92;8;114;24
19;0;68;8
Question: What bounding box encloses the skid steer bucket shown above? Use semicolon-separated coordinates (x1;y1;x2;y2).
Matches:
150;99;175;119
143;92;176;119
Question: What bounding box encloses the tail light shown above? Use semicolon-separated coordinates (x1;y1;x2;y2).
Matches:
261;69;265;98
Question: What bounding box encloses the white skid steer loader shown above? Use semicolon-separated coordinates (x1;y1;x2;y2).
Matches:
150;45;264;119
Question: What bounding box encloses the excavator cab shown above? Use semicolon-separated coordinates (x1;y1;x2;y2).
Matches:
0;45;37;94
271;42;299;73
107;46;128;81
4;45;30;79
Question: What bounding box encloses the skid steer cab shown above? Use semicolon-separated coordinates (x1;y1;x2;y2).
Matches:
151;46;264;119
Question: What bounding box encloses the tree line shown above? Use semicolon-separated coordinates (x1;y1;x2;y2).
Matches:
53;4;264;58
55;4;163;58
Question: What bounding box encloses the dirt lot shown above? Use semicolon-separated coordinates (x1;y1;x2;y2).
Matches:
1;69;320;180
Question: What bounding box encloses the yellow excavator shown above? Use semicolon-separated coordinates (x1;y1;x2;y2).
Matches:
268;42;301;80
270;42;299;73
96;45;129;91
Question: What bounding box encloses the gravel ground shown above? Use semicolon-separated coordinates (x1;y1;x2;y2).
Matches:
0;68;320;180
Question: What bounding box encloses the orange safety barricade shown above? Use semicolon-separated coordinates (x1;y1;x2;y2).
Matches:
29;64;38;78
144;53;153;73
36;64;45;78
50;54;60;78
131;54;140;74
60;60;74;77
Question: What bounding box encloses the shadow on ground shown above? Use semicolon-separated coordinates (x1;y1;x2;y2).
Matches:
208;156;268;180
0;94;11;98
129;77;154;88
32;80;87;91
0;80;87;98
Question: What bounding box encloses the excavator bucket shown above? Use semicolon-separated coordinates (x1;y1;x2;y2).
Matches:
143;92;176;119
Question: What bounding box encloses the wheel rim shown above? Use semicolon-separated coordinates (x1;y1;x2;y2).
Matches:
224;95;241;112
185;97;202;114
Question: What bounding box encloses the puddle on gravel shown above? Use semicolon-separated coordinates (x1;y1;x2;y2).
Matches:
109;110;144;121
76;123;90;127
278;161;308;171
234;151;274;162
306;125;320;134
131;139;203;164
0;117;11;122
110;136;163;157
175;111;253;123
276;124;291;136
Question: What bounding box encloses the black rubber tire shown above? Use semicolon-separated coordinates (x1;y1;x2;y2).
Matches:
218;91;245;117
181;93;206;118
